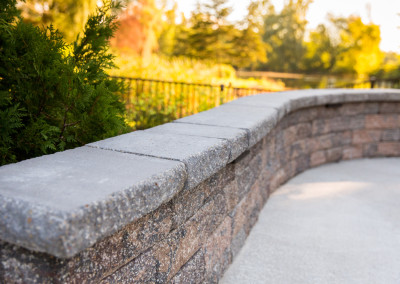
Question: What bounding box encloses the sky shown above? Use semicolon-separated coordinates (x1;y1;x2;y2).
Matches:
174;0;400;53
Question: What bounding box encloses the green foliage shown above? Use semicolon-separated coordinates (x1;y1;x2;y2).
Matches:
262;0;311;72
376;52;400;78
158;6;177;57
230;1;267;69
1;0;19;22
302;24;337;73
259;1;385;77
0;0;128;165
169;0;267;69
332;16;384;76
18;0;98;42
174;0;233;63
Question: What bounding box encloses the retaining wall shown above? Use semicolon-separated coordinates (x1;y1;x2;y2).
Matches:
1;89;400;283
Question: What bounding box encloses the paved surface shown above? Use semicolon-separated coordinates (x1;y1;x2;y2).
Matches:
221;158;400;284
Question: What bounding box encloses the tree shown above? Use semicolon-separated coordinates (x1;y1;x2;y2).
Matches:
158;4;178;56
174;0;235;64
332;16;384;77
0;0;128;165
111;0;163;60
261;0;312;72
17;0;98;42
302;24;337;73
230;0;267;69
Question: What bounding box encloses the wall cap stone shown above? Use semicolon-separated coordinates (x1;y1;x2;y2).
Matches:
0;88;399;258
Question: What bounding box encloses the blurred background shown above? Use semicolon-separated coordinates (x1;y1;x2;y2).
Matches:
15;0;400;128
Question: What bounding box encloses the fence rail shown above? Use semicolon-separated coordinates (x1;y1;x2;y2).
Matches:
333;77;400;89
113;76;271;130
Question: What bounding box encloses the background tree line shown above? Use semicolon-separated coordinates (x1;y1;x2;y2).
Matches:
18;0;399;79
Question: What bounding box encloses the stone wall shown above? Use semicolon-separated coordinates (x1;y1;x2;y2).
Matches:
1;90;400;283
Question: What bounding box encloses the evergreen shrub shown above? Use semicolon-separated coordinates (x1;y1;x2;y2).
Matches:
0;0;128;165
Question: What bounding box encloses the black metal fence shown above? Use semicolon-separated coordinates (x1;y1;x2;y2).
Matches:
113;76;271;130
333;77;400;89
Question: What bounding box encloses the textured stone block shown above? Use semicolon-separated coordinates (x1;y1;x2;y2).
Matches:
204;217;232;283
171;165;234;229
227;91;303;120
0;147;186;258
326;147;343;163
318;103;345;118
312;89;400;106
274;134;290;167
269;168;286;193
66;202;173;282
158;192;228;281
353;129;382;144
382;129;400;141
223;181;240;215
340;102;379;116
0;242;64;284
176;104;279;147
283;125;298;147
343;145;363;160
230;228;247;260
365;114;399;129
146;122;248;162
363;143;378;157
170;249;206;284
377;142;400;156
379;102;400;113
310;150;326;167
317;102;379;118
1;202;175;283
289;139;311;160
313;132;351;151
314;133;336;150
327;116;365;134
100;248;157;283
289;92;319;110
103;203;173;270
231;185;263;243
312;119;327;135
294;154;310;175
284;107;319;127
235;151;263;201
90;131;230;189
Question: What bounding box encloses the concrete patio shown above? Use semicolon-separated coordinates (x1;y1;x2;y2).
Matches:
221;158;400;284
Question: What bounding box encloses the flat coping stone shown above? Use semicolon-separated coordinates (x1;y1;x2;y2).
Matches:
145;122;248;161
229;89;400;120
0;146;186;258
89;131;231;189
175;104;280;147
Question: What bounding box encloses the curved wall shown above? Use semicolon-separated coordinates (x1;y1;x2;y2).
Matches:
1;89;400;283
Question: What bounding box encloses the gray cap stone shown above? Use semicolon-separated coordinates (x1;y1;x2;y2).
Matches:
89;131;231;189
0;146;186;258
145;122;248;161
175;104;280;147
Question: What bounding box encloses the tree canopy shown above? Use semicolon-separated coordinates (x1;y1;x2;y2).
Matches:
12;0;398;77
